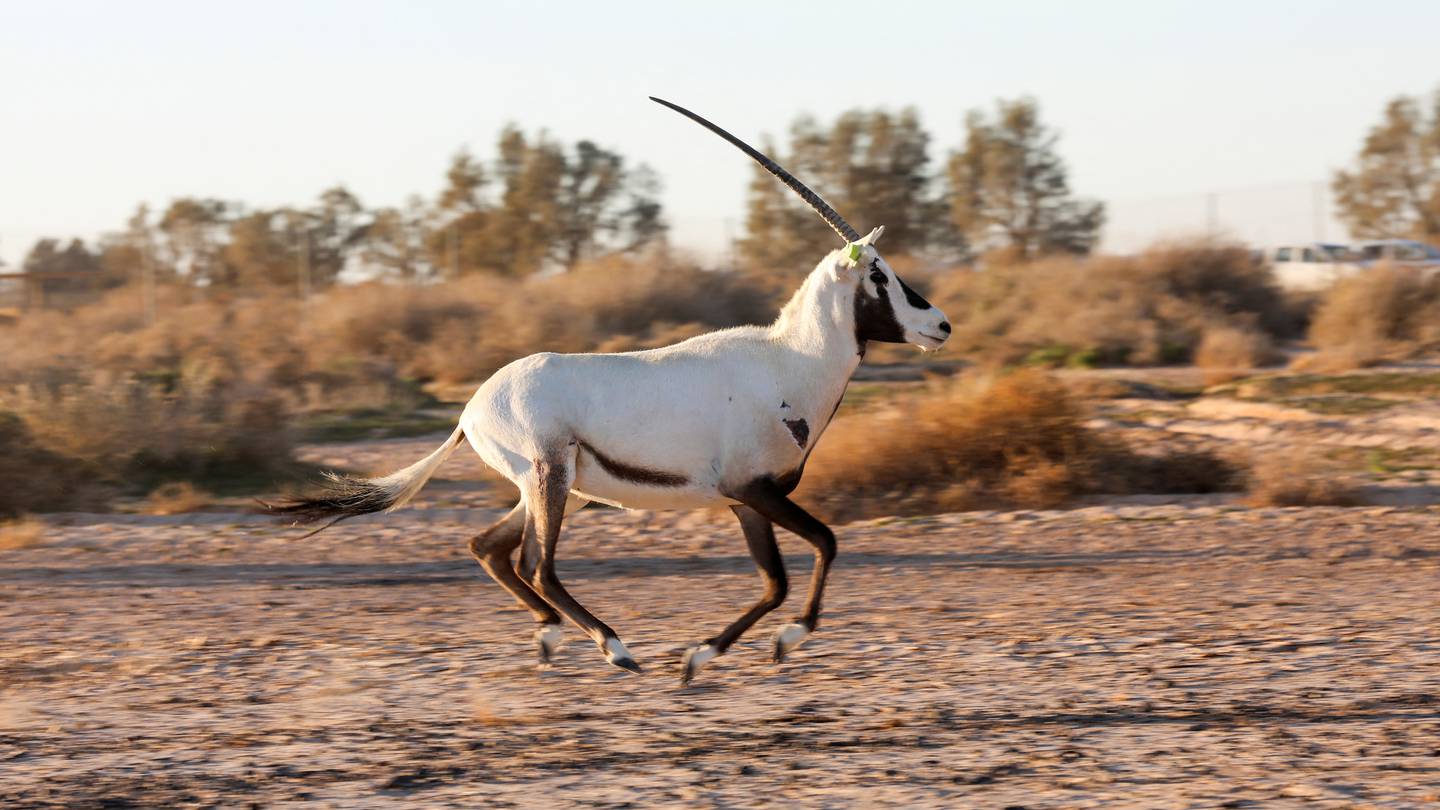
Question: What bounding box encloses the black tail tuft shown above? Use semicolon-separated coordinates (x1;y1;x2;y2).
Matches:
262;472;399;527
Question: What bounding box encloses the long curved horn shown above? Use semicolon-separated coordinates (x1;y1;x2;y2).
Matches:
649;96;860;244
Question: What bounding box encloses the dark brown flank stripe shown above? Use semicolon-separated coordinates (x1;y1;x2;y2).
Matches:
578;440;690;487
783;417;809;449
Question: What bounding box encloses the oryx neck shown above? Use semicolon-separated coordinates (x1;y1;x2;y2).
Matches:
768;257;863;376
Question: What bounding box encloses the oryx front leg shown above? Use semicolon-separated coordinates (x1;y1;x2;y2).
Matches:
681;505;788;685
730;478;836;664
467;501;564;667
528;450;640;674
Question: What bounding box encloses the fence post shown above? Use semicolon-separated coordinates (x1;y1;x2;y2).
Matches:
143;242;157;326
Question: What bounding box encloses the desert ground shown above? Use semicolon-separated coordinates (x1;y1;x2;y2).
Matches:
3;498;1439;807
4;369;1440;808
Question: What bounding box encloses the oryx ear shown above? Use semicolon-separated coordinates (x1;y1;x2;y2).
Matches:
840;224;886;269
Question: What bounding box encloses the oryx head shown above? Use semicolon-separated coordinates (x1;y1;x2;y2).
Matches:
651;97;950;351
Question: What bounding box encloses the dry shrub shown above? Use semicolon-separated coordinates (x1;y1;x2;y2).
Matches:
297;254;770;385
145;482;209;515
0;254;771;513
1246;451;1362;507
929;240;1295;368
1304;265;1440;370
387;255;771;383
0;517;46;551
0;372;296;513
1195;324;1278;384
799;370;1240;522
0;411;98;517
1;254;769;409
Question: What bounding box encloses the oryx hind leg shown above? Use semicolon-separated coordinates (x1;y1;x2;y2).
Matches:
517;494;588;584
681;504;788;685
527;447;640;674
467;502;565;666
729;478;836;664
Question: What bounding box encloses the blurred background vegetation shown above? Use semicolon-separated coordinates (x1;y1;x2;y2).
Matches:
3;87;1439;518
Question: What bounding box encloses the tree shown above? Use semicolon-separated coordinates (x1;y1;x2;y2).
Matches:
355;196;430;281
1332;89;1440;242
222;210;301;288
740;108;940;274
945;97;1104;259
218;187;367;290
437;149;486;214
97;204;157;285
23;238;102;276
430;150;490;277
434;127;665;276
158;198;231;284
306;185;367;285
21;237;112;298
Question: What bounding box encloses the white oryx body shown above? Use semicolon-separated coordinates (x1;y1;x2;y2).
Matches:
274;98;951;684
461;237;941;513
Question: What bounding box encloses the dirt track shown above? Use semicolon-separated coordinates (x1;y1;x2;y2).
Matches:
3;504;1439;808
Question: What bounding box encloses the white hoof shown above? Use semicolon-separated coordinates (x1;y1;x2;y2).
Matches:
604;637;642;674
535;624;564;665
773;622;810;662
680;643;718;685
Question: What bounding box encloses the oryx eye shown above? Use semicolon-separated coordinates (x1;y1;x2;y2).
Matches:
869;269;887;285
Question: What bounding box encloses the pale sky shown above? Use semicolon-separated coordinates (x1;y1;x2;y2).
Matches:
2;0;1438;267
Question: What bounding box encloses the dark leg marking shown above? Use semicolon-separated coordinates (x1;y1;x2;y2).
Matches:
725;477;837;662
578;440;689;487
530;453;638;672
517;520;540;584
681;505;789;685
713;506;789;649
467;502;562;662
783;417;809;449
519;495;586;583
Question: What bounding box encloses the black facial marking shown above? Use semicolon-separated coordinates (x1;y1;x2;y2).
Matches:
896;275;932;310
578;440;689;487
783;417;809;449
853;275;906;347
868;259;888;286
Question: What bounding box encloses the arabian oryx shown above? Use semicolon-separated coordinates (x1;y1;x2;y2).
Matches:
273;97;951;684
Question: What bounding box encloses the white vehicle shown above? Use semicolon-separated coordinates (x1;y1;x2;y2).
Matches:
1259;243;1366;292
1355;239;1440;268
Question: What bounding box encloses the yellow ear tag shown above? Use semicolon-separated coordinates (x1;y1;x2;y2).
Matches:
846;243;863;262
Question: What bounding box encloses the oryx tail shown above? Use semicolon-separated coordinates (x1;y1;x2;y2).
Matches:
270;425;466;527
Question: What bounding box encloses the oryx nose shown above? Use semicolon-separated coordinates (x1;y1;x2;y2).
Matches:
938;321;951;334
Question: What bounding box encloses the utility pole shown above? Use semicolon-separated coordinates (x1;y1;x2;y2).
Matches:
298;229;312;321
142;242;157;326
722;217;735;270
1205;192;1219;235
1312;181;1326;242
448;224;460;278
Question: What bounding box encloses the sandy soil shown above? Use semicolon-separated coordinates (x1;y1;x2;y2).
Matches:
3;503;1438;808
